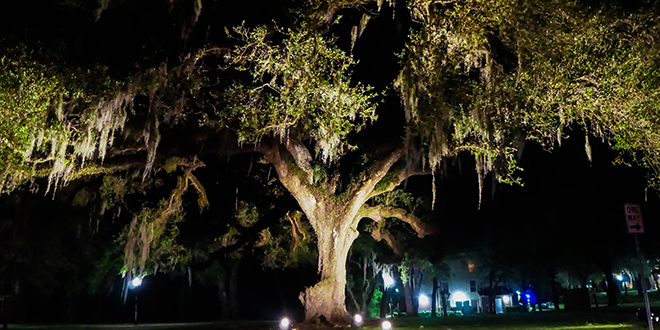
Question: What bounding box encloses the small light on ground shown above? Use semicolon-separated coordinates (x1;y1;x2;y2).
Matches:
279;317;291;329
131;277;142;287
354;314;363;326
381;320;392;330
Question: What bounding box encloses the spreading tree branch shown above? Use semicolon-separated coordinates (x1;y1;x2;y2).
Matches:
345;148;405;217
371;224;403;256
283;138;315;184
360;204;433;238
261;140;321;218
358;204;434;256
367;166;431;200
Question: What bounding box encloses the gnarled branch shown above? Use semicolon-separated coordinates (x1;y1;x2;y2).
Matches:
367;167;431;200
261;140;321;219
345;147;405;217
284;138;314;184
371;223;402;256
359;204;433;238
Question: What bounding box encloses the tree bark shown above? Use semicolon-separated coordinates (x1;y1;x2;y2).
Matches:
299;221;358;325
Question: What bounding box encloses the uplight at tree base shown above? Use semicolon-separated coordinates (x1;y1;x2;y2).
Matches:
354;314;363;326
279;317;291;330
381;320;392;330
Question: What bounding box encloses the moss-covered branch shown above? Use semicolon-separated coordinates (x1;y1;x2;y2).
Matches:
359;204;432;238
368;165;431;200
283;138;315;184
261;140;322;219
344;148;405;217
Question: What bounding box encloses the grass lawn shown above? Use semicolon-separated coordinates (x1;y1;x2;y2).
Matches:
355;311;646;330
5;310;649;330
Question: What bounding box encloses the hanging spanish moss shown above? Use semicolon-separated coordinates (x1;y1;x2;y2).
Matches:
120;159;208;300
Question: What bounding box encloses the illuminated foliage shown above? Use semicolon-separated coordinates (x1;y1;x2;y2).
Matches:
222;25;378;163
398;0;660;198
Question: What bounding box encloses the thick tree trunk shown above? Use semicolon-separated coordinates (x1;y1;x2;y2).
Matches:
262;141;421;325
299;222;357;325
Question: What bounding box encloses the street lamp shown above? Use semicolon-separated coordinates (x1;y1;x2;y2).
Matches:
131;276;142;324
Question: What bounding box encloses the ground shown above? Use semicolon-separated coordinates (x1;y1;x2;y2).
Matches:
2;310;651;330
5;290;659;330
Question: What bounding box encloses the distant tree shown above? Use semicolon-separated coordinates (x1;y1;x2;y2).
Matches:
346;236;383;315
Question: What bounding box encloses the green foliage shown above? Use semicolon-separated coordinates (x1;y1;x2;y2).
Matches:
398;0;660;194
372;189;426;214
0;47;68;190
260;212;317;268
234;201;260;228
373;167;402;192
222;25;378;162
368;286;383;318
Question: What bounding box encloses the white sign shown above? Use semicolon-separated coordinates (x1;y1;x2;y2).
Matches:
624;203;644;234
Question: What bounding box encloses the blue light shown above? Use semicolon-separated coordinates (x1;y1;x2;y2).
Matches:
524;291;537;304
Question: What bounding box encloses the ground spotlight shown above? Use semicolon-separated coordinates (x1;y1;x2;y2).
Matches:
354;314;363;326
279;317;291;330
381;320;392;330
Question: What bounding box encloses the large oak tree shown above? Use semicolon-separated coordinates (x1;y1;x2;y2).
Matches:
2;0;660;324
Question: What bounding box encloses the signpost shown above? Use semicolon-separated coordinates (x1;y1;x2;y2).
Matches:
624;203;653;330
625;204;645;234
